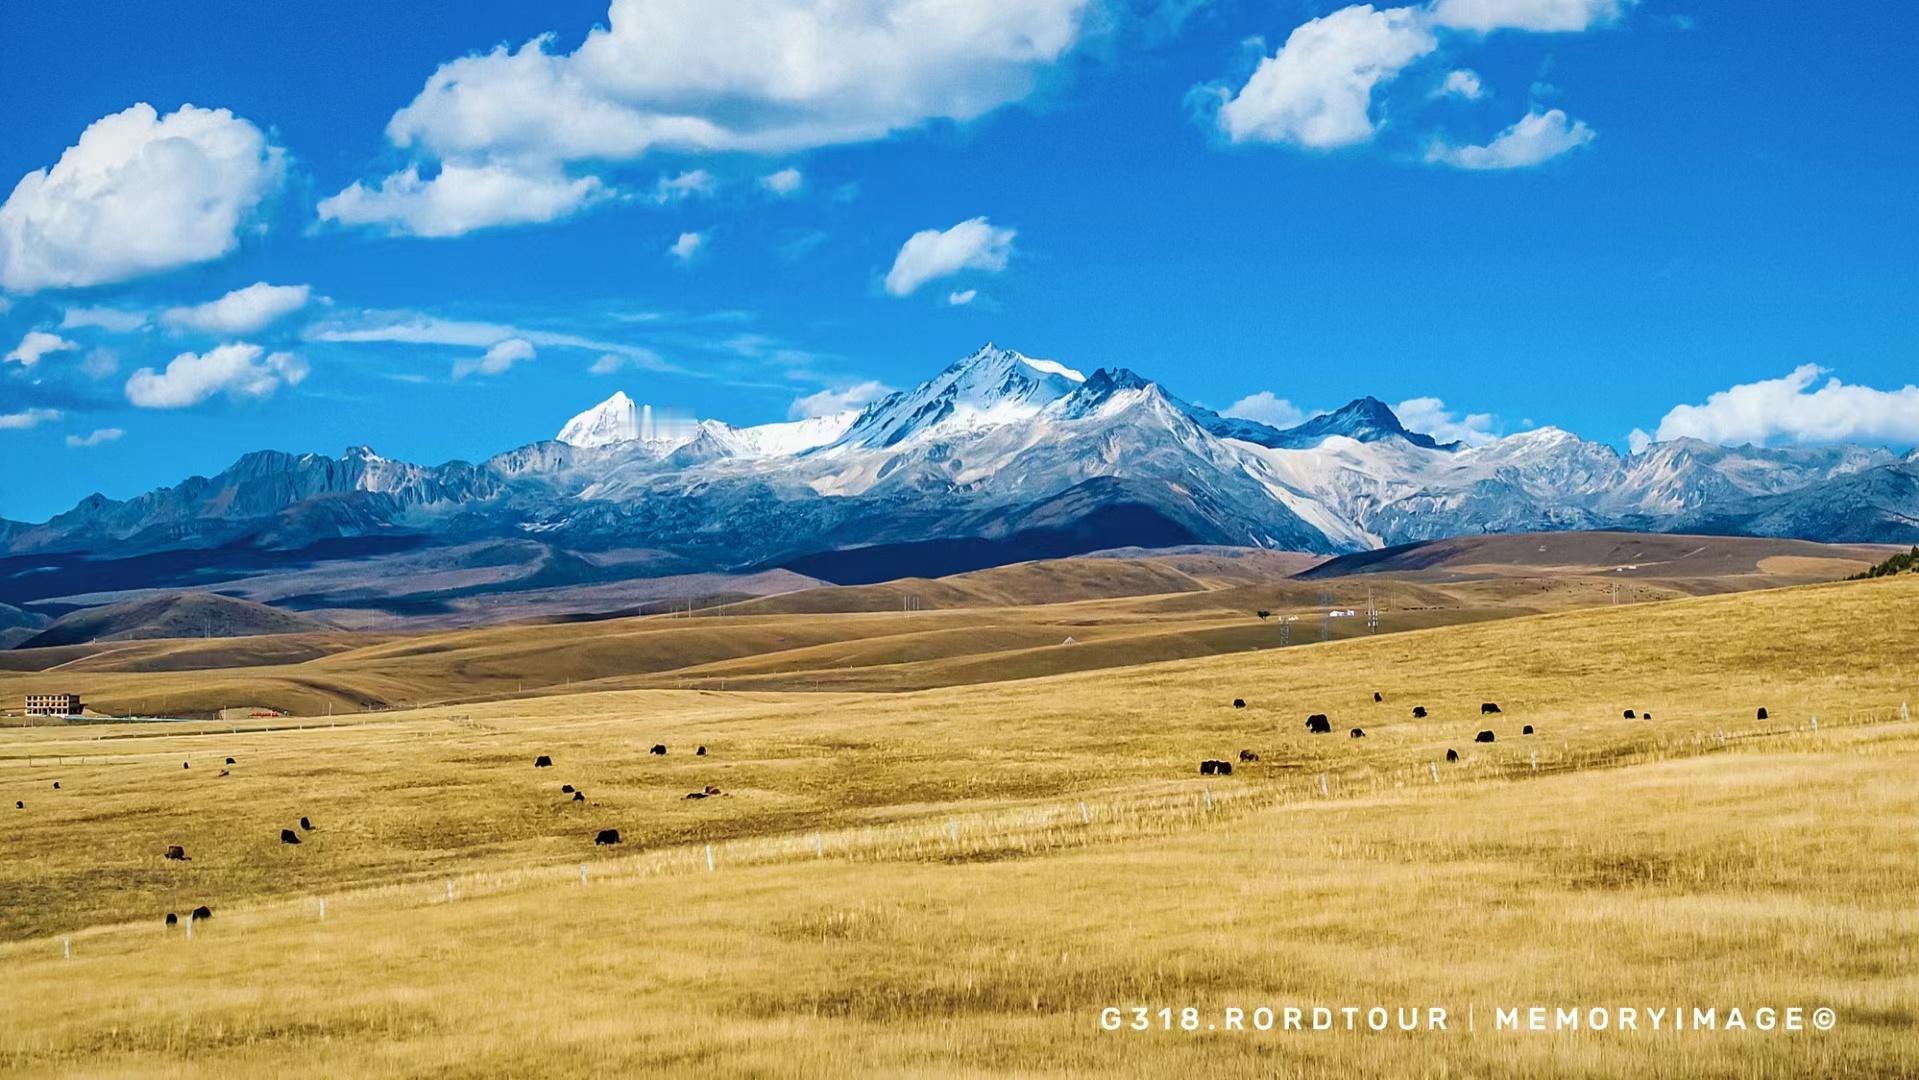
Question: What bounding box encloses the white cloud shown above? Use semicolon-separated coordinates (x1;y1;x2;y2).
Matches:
326;0;1089;236
652;169;716;203
125;343;309;408
669;231;706;262
317;162;605;238
1437;68;1485;100
81;347;121;380
760;167;804;196
1216;5;1437;149
0;103;285;292
1394;396;1500;445
0;408;62;430
885;217;1016;297
1643;365;1919;447
305;311;672;373
66;427;124;448
5;330;78;367
1223;391;1308;429
60;306;148;333
1429;0;1631;33
947;289;978;307
452;337;536;379
790;380;890;420
1427;107;1595;169
161;282;312;335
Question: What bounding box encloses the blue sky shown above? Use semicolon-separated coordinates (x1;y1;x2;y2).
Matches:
3;0;1917;521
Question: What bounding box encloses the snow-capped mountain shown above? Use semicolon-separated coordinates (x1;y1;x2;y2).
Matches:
4;342;1915;599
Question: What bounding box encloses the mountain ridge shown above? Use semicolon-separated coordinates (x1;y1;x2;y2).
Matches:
5;344;1915;601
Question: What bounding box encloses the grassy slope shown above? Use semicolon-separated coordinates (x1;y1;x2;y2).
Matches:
0;576;1914;1074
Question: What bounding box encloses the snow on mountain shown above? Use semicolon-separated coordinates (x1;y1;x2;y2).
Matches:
557;391;641;447
828;343;1085;450
7;343;1916;576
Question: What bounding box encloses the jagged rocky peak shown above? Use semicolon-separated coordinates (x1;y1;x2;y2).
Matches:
834;343;1088;449
1278;396;1455;450
558;391;643;448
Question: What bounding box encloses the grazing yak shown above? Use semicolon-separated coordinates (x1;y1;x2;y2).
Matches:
1643;711;1653;720
594;829;622;846
650;744;667;755
561;784;575;794
1306;714;1332;734
12;801;20;809
191;906;212;921
697;746;708;757
686;785;725;800
1446;749;1459;763
1623;710;1636;719
1475;730;1496;743
1522;725;1535;735
1232;699;1246;709
1199;759;1234;776
165;913;178;927
1373;692;1383;703
300;816;314;831
164;845;188;861
534;755;553;768
182;762;190;770
1757;707;1769;720
51;782;59;790
573;791;586;802
1238;749;1260;762
225;757;236;765
280;829;302;845
1481;703;1501;715
1349;728;1366;739
1412;706;1428;719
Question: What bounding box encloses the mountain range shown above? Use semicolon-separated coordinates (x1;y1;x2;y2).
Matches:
3;344;1914;611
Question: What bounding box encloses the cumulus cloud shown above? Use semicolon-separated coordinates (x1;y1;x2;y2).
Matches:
1638;365;1919;449
790;380;891;420
946;289;979;307
1216;5;1437;149
1427;107;1595;169
66;427;124;448
5;330;78;367
318;162;604;238
1437;68;1485;99
0;408;62;430
1223;391;1308;429
884;217;1016;297
125;343;309;408
452;337;535;379
0;103;285;292
1394;396;1500;445
1429;0;1632;33
669;231;706;262
325;0;1089;236
652;169;716;203
161;282;312;335
760;167;804;196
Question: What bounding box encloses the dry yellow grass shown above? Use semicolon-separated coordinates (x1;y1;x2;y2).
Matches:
1;575;1915;1076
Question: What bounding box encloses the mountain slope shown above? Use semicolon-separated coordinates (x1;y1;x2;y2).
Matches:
16;592;336;649
4;343;1914;608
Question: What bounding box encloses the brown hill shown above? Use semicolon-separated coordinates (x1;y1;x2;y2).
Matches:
16;592;336;649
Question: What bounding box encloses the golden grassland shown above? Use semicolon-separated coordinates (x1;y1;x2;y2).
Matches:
0;575;1915;1076
0;556;1823;718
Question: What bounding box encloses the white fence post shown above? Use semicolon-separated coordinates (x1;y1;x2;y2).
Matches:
445;880;454;903
1429;762;1440;784
1318;774;1329;798
946;818;957;843
1530;751;1538;772
814;832;824;857
579;864;589;886
1078;801;1090;825
63;937;70;961
1202;787;1213;810
1810;715;1819;732
318;898;327;921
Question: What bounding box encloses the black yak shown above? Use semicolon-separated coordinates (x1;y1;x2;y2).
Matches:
1475;730;1495;743
1522;724;1535;735
1481;703;1501;715
1306;714;1332;734
1446;749;1459;763
1349;727;1366;739
594;829;621;845
1238;749;1260;762
1412;706;1428;719
649;744;667;755
1232;699;1246;709
164;845;188;861
534;755;553;767
280;828;302;845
